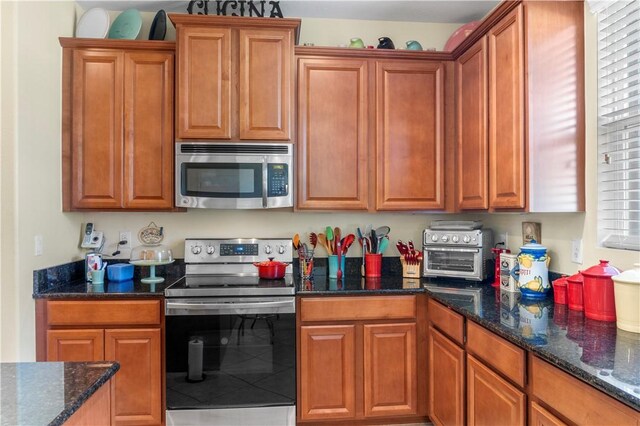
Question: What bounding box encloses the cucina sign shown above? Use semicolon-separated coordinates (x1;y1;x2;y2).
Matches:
187;0;284;18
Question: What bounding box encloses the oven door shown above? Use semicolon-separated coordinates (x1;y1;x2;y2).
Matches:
175;143;293;209
165;297;296;412
423;247;482;280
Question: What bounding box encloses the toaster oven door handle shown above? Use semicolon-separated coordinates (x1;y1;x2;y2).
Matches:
424;247;480;253
262;158;268;208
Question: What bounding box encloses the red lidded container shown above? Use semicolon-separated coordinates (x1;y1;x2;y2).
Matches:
581;260;620;322
567;272;584;311
552;276;568;305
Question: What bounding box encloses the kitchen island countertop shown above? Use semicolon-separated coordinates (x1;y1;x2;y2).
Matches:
0;361;119;426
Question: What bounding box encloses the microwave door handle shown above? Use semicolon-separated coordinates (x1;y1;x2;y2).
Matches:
262;158;268;208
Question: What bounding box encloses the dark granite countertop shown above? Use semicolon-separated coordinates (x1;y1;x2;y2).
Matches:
33;259;184;299
0;361;119;426
423;279;640;412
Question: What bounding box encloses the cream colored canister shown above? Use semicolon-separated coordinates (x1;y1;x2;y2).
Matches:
612;264;640;333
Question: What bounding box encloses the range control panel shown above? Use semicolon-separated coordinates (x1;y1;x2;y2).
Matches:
184;238;292;264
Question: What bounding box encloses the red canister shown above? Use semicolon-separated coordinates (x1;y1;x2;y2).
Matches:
552;276;568;305
567;272;584;311
582;260;620;322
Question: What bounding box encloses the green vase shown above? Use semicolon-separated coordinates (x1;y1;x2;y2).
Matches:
349;37;364;48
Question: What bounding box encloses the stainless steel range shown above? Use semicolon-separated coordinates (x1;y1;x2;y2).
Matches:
165;238;295;426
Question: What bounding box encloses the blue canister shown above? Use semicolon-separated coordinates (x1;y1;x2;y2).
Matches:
516;241;551;299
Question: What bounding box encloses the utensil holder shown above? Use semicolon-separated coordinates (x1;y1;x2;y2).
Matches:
365;253;382;277
328;255;345;279
401;258;421;278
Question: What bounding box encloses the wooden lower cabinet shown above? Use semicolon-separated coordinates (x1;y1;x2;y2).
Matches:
428;327;465;426
105;329;162;426
363;323;417;417
467;354;525;426
530;401;567;426
38;299;163;426
47;329;104;362
299;325;357;421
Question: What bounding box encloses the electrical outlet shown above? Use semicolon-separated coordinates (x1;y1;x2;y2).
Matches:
119;231;131;249
35;235;43;256
571;238;583;264
496;233;508;249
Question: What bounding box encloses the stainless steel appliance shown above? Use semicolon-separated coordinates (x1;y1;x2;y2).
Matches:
423;222;493;281
165;238;295;426
175;142;293;209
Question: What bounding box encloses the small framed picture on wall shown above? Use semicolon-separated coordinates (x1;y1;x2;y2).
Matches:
522;222;542;244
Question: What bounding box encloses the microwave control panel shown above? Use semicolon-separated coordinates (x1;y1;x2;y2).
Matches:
268;164;289;197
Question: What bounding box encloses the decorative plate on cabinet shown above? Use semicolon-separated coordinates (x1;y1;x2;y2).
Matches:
148;10;167;40
76;8;110;39
108;8;142;40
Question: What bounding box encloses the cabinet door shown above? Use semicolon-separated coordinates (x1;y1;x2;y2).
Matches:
123;51;174;209
363;323;417;417
429;327;465;426
488;5;526;209
177;26;231;139
47;329;104;362
467;354;525;426
299;325;356;421
456;37;488;210
297;58;369;210
239;28;292;140
530;401;567;426
105;328;161;426
71;50;124;209
376;61;445;210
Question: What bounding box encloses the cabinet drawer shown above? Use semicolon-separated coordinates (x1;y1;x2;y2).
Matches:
466;321;525;387
300;296;416;322
531;356;640;426
46;300;161;326
428;299;465;345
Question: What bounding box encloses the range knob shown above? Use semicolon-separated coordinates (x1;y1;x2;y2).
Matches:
264;245;273;254
431;234;439;242
277;245;286;254
441;235;449;243
452;235;460;243
463;235;471;243
206;245;215;255
191;245;202;255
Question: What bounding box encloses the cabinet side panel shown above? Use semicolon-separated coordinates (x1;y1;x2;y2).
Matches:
525;1;585;212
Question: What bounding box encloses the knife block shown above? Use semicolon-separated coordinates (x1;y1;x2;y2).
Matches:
401;258;421;278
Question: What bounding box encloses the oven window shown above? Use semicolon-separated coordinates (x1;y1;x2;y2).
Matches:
427;250;476;273
166;313;296;410
182;163;262;198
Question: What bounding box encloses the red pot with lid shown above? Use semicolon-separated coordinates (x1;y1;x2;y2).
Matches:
567;272;584;311
582;260;620;322
253;258;289;279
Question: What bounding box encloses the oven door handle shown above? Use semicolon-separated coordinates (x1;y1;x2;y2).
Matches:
424;247;480;253
166;299;295;315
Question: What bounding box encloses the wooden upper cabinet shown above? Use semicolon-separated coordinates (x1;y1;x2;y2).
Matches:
105;328;162;426
376;60;445;210
47;329;104;362
429;327;465;426
123;51;174;209
176;26;231;139
61;38;177;211
171;14;300;141
239;28;292;140
299;325;357;421
488;5;526;209
456;37;488;210
363;323;417;417
71;49;124;209
296;58;369;210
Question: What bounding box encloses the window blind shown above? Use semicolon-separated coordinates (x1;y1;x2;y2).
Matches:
596;0;640;251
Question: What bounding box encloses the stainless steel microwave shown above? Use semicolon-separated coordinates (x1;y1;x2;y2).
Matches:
175;142;293;209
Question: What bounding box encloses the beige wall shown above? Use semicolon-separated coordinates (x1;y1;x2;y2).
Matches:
0;3;636;362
